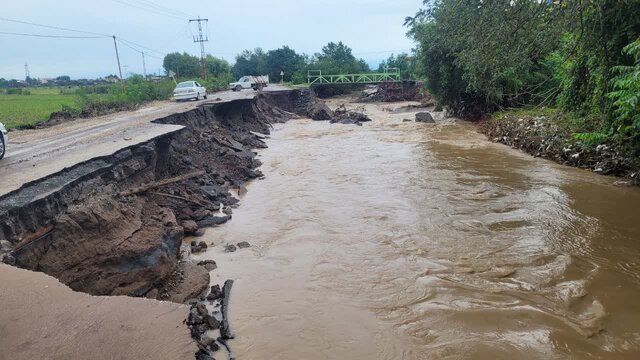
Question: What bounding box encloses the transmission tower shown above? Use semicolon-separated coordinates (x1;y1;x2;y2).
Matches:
24;62;30;81
189;17;209;79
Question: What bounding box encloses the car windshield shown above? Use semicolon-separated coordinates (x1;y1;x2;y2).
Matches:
176;82;193;88
239;77;249;82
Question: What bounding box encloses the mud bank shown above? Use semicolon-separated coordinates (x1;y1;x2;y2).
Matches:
0;90;319;301
479;115;640;184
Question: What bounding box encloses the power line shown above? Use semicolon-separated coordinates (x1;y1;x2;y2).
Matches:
110;0;187;21
0;17;110;37
0;31;106;39
130;0;194;18
0;17;168;58
119;37;166;56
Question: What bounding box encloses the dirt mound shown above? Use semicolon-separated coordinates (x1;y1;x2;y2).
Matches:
359;81;431;103
330;104;372;125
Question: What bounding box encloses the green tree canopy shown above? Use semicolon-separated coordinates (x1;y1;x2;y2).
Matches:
311;41;370;74
407;0;562;117
205;55;232;77
232;48;267;79
264;46;306;82
163;52;200;78
378;53;417;80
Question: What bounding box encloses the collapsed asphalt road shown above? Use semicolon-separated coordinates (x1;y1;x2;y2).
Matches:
0;85;289;197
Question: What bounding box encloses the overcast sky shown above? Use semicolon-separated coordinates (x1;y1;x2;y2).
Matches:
0;0;421;79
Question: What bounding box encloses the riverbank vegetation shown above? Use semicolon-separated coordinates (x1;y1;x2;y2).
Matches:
406;0;639;166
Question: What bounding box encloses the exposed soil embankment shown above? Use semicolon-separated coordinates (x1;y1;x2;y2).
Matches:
479;115;639;183
0;89;321;300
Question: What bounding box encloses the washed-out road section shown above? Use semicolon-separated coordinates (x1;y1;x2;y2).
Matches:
0;86;287;197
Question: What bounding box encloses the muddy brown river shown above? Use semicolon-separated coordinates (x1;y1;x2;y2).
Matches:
198;100;640;359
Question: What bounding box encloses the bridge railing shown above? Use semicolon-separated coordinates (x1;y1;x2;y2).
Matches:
307;68;401;85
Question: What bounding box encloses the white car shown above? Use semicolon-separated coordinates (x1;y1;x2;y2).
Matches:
173;81;207;101
0;122;7;160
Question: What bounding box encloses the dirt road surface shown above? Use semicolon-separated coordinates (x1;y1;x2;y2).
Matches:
0;85;288;197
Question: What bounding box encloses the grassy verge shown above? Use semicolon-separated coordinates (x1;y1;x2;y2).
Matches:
0;88;82;129
0;75;243;130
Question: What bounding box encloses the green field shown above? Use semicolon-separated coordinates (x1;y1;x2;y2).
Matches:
0;88;78;129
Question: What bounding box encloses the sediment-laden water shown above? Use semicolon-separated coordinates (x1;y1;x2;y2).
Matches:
199;100;640;359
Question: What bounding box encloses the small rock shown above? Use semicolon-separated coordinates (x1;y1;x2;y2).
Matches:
205;315;220;330
198;260;218;271
193;230;206;237
188;308;204;325
191;245;203;254
198;241;208;250
415;112;435;123
308;102;334;120
196;215;230;227
182;220;199;235
224;244;237;253
2;254;16;265
198;336;218;350
208;341;220;352
207;285;223;301
145;288;159;299
222;207;233;215
402;118;412;122
192;208;209;221
181;207;194;218
237;241;251;249
196;303;208;317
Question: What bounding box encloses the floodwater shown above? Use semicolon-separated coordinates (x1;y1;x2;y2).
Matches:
200;99;640;359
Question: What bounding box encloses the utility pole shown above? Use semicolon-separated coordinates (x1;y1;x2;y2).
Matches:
112;35;125;93
24;62;30;82
141;51;147;78
189;17;209;79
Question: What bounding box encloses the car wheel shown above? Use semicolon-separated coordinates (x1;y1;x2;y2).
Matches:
204;93;208;99
235;85;242;92
0;135;5;160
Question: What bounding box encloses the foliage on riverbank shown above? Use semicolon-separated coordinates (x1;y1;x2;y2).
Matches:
406;0;640;156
